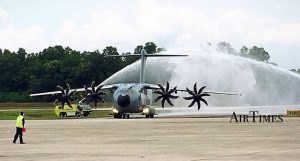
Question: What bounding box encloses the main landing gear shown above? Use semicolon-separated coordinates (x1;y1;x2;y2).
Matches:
114;113;130;119
113;112;155;119
145;114;154;118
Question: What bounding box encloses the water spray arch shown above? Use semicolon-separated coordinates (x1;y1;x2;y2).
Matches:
101;47;300;106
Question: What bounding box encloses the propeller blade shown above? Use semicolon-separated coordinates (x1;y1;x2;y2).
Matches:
155;95;163;102
166;98;174;106
198;86;206;95
153;90;163;95
186;87;195;96
200;98;208;106
157;84;165;93
61;102;66;109
57;85;65;95
188;100;196;107
91;81;95;92
183;96;194;100
167;86;177;95
84;85;90;93
193;83;197;94
54;99;58;104
161;99;166;108
67;89;77;96
200;93;210;97
96;85;103;93
196;101;201;110
66;100;72;108
166;81;170;92
66;83;70;95
169;95;179;99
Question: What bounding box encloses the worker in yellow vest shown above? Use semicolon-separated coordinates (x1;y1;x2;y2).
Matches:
13;112;25;144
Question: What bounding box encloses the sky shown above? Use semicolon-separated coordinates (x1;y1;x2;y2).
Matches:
0;0;299;69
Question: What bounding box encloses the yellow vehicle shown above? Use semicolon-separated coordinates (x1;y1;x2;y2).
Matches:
54;103;92;117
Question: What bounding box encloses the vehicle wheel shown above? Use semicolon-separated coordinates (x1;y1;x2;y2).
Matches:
122;114;126;119
60;112;66;118
75;112;80;117
145;115;149;118
150;114;154;118
126;114;130;119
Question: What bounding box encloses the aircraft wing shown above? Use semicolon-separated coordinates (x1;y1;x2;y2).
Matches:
140;84;161;90
176;89;241;96
29;89;81;96
204;91;241;96
29;84;120;97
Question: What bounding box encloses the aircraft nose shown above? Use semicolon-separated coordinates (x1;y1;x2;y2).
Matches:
117;94;130;108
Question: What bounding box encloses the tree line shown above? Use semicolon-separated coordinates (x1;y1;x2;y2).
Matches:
217;42;271;63
217;42;300;72
0;42;163;102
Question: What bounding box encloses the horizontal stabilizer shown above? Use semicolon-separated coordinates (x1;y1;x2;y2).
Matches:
144;54;188;57
105;54;141;57
105;54;188;57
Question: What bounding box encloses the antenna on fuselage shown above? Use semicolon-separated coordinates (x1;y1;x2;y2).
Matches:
105;48;188;84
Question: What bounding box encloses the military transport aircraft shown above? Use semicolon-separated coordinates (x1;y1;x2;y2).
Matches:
30;49;240;119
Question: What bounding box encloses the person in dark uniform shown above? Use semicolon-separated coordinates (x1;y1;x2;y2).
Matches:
13;112;25;144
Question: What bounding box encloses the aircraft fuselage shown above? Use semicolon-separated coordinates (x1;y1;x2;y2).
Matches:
111;84;154;117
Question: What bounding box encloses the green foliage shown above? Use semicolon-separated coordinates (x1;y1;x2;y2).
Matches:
0;109;111;120
144;42;157;54
290;69;300;74
239;46;270;62
0;92;29;102
0;42;163;102
217;42;237;55
248;46;270;62
217;42;271;63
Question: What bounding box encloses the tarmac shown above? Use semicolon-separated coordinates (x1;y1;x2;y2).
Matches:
0;116;300;161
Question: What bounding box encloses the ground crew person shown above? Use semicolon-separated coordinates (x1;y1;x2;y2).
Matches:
13;112;25;144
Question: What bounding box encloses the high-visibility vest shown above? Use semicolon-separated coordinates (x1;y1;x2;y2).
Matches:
16;115;23;128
